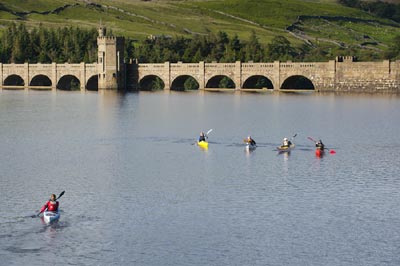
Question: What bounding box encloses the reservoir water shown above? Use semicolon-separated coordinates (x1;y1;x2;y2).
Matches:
1;90;400;266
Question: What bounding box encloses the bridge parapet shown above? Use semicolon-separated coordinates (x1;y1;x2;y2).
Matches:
242;63;274;68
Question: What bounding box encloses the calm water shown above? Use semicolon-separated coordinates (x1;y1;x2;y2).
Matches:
1;90;400;266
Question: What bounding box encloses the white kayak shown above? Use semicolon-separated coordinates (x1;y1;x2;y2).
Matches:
43;211;60;224
246;143;257;151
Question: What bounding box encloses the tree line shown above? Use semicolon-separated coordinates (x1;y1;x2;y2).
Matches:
338;0;400;23
0;23;98;64
1;23;400;64
128;32;304;63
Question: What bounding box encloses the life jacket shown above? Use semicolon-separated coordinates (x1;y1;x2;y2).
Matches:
316;142;324;150
41;200;59;212
283;141;289;147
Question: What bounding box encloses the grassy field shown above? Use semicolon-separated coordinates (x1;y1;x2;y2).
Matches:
0;0;399;58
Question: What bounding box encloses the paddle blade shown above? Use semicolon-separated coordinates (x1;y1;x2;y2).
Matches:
206;129;213;135
31;212;40;218
56;191;65;200
307;136;316;142
330;150;336;154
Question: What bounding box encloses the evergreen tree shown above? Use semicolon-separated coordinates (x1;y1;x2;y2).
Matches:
385;35;400;60
184;76;199;90
244;31;264;62
267;36;296;61
219;77;235;88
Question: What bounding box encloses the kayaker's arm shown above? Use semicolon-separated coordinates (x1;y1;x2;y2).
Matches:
39;201;50;213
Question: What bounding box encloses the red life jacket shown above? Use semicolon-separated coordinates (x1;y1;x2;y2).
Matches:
40;200;59;212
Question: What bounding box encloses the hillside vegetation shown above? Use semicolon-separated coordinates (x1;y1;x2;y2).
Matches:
0;0;400;61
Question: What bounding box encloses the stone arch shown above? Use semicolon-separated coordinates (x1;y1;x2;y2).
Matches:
170;75;199;91
30;75;52;87
281;75;315;90
206;75;235;89
4;74;25;86
242;75;274;90
86;75;98;91
139;75;165;91
57;75;81;91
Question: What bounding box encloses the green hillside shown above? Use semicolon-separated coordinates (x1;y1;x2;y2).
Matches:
0;0;399;60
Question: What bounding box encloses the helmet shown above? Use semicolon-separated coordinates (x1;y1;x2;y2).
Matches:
284;138;288;141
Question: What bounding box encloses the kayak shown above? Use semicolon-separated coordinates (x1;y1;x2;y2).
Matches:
246;143;257;151
197;141;208;149
315;148;324;157
277;144;295;152
43;211;60;224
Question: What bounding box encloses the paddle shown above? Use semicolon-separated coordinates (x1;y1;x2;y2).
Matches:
307;136;336;154
31;191;65;218
205;129;213;139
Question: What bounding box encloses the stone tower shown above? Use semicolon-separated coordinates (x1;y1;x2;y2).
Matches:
97;26;125;90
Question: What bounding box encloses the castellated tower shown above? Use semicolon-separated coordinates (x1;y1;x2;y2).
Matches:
97;26;125;90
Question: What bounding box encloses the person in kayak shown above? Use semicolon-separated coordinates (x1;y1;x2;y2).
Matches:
282;137;292;148
315;139;325;150
39;194;59;213
245;135;256;146
199;132;206;142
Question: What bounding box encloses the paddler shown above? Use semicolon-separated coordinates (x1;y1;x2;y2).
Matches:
282;137;292;148
199;131;206;142
245;135;256;146
39;194;59;214
315;139;325;150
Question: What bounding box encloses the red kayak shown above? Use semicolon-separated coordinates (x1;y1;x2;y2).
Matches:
315;148;324;157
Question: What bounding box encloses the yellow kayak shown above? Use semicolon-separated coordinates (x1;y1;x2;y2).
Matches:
277;144;295;152
197;141;209;148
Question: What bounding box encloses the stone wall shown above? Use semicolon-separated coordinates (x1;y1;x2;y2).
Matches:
334;60;398;92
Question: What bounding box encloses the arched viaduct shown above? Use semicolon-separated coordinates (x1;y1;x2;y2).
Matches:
0;63;99;91
1;57;399;93
136;57;400;92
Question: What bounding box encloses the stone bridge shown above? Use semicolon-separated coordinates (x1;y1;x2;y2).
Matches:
0;62;98;90
1;57;399;93
136;57;400;92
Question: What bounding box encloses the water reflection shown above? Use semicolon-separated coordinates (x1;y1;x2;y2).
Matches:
1;91;400;266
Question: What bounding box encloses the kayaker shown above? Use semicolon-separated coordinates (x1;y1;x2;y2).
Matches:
245;135;256;146
282;137;292;148
199;132;206;142
315;139;325;150
39;194;59;214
